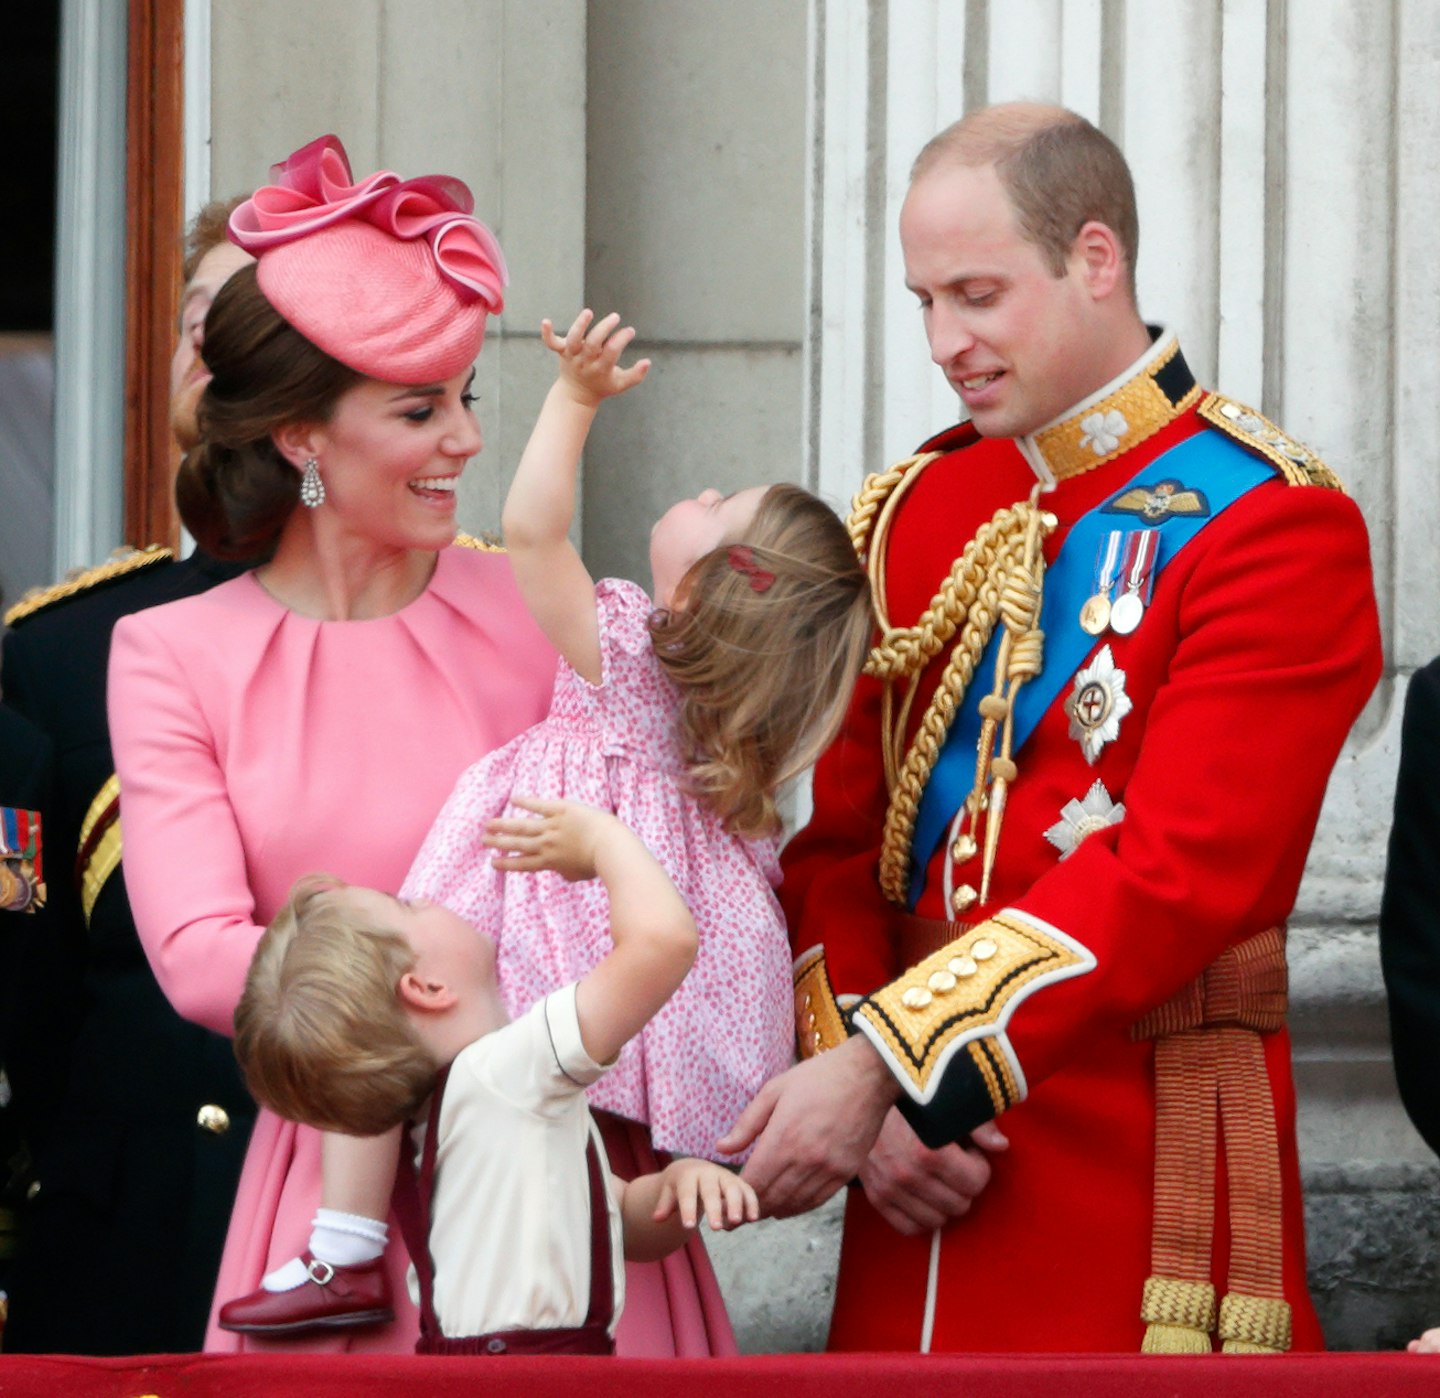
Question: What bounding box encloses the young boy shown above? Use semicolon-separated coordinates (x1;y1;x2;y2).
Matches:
229;797;758;1353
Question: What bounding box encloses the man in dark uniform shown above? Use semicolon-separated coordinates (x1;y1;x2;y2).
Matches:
0;699;69;1341
0;202;255;1353
1379;656;1440;1353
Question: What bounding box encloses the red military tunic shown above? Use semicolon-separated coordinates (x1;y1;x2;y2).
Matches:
781;331;1382;1353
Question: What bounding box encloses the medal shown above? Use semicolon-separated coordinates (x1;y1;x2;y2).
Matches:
1044;779;1126;859
1109;531;1158;636
1079;594;1111;635
1080;530;1125;636
1110;590;1143;634
1065;645;1133;764
0;806;44;914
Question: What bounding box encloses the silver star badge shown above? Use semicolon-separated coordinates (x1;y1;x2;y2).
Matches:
1044;780;1126;859
1064;644;1133;764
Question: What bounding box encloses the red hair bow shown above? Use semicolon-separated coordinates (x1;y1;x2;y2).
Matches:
727;545;775;593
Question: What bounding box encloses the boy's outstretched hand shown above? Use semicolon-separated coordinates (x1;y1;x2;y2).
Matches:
654;1158;760;1233
544;308;650;408
483;796;621;883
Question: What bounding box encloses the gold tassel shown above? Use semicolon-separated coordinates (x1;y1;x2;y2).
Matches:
1140;1275;1216;1354
1142;1324;1214;1354
1218;1292;1291;1354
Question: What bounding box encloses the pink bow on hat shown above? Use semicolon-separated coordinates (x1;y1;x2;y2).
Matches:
229;135;506;311
227;135;507;383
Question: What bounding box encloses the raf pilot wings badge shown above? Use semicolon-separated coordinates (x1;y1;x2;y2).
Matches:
1102;478;1211;525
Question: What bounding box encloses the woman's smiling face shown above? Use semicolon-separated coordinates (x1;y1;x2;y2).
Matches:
297;366;482;551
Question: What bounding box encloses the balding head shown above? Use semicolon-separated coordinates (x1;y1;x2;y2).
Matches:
913;103;1139;302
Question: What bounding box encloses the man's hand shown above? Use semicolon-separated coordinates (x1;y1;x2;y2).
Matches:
719;1034;899;1217
859;1109;1007;1234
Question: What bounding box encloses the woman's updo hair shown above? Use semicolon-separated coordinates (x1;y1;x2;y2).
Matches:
176;263;361;559
649;484;873;838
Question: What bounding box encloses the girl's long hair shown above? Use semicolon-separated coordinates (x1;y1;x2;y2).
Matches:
649;484;872;838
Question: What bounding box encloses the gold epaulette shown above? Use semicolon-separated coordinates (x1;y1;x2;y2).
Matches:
1198;393;1346;492
3;546;173;628
453;531;505;553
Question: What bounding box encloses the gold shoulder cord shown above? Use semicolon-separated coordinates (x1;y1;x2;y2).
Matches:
849;456;1055;907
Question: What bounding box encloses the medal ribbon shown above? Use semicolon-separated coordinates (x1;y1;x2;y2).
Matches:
907;428;1278;907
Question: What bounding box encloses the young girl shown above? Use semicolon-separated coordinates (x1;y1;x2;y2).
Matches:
221;309;872;1342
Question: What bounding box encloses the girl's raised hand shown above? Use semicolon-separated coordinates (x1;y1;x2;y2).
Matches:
542;309;651;407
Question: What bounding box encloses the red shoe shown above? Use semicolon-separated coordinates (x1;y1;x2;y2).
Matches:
217;1253;394;1336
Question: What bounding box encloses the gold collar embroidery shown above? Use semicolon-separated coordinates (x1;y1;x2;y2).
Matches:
1016;330;1201;487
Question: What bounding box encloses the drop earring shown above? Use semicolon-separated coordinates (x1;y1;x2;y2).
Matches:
299;457;325;509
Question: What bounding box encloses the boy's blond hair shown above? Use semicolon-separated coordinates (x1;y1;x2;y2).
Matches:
649;484;872;838
234;875;437;1136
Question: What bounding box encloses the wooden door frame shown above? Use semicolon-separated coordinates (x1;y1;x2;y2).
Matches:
123;0;185;550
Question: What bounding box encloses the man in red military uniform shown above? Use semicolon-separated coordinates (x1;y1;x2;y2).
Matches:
722;102;1382;1353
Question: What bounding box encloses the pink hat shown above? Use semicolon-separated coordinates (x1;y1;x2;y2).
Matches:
228;135;507;383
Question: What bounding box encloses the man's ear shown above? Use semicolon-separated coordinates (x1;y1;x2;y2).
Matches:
272;420;326;471
397;971;459;1014
1072;219;1128;301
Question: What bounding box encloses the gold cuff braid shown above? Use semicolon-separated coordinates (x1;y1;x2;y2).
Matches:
793;947;847;1060
853;911;1091;1106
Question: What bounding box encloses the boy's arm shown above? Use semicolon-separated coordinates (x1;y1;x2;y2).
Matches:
484;798;695;1066
614;1160;760;1262
502;311;650;685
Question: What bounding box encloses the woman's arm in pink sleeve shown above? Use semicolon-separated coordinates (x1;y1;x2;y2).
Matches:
109;611;264;1036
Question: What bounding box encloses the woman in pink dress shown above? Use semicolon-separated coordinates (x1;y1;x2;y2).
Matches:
106;136;563;1355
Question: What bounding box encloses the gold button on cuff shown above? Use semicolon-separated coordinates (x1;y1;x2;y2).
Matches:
948;955;978;978
928;969;958;993
197;1104;231;1135
951;834;978;863
901;986;933;1010
951;884;978;914
971;938;998;961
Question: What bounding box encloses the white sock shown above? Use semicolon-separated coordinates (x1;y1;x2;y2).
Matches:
260;1257;310;1292
258;1210;389;1292
309;1208;389;1267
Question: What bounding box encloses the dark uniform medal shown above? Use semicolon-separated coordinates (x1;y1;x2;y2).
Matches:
1080;530;1125;636
0;806;44;913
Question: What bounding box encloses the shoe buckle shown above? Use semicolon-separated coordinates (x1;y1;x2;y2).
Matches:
306;1257;336;1287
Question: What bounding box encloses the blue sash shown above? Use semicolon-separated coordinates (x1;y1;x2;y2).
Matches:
906;428;1275;907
